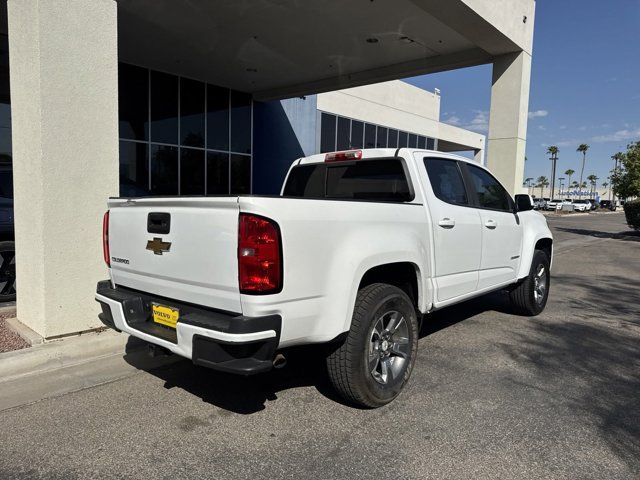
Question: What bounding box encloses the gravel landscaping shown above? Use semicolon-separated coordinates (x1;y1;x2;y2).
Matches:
0;311;29;353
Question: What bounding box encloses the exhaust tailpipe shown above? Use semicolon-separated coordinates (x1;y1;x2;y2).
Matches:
148;344;172;358
273;353;287;369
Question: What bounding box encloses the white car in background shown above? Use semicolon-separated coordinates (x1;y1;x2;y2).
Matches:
545;199;563;211
572;199;590;212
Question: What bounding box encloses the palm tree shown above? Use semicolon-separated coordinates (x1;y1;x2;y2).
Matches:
577;144;590;198
536;176;549;198
587;174;598;197
571;180;580;195
564;169;575;197
602;180;610;200
524;177;533;194
546;146;559;198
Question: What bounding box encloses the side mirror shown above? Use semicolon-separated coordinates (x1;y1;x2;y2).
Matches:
515;194;534;212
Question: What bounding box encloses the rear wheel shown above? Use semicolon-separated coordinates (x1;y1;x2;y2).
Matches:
0;241;16;302
326;283;419;408
510;249;550;316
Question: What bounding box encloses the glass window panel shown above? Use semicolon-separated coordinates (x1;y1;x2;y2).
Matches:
150;71;178;144
417;136;426;149
320;113;336;153
408;133;417;148
466;164;512;211
0;127;11;157
350;121;364;149
376;127;388;148
0;162;12;199
119;141;149;196
424;158;467;205
230;154;251;194
398;131;408;148
180;148;205;195
180;78;205;147
426;138;435;150
364;124;376;148
0;34;9;106
207;151;229;194
336;117;351;151
119;63;148;141
387;129;398;148
150;144;178;195
207;85;230;151
230;90;252;154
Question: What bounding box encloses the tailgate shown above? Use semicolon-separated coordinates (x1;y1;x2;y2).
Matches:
107;197;241;313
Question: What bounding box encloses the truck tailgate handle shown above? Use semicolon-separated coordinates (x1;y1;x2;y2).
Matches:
438;218;455;229
148;212;171;234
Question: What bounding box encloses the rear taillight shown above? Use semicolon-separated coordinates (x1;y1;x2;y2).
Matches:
102;211;110;267
238;213;282;294
325;150;362;162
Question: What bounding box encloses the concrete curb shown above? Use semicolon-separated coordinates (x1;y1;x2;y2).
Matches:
0;329;145;383
5;317;44;346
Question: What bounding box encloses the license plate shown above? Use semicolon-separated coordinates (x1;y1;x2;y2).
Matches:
152;303;179;329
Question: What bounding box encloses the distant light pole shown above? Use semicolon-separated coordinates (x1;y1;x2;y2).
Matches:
558;177;565;196
547;146;559;199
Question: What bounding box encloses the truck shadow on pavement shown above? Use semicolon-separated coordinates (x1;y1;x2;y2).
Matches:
122;293;512;415
555;226;640;242
500;273;640;473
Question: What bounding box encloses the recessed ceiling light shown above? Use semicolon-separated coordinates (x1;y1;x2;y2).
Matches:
366;37;379;44
246;68;258;73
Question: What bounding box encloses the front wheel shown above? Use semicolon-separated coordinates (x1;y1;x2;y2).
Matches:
509;249;550;316
326;283;419;408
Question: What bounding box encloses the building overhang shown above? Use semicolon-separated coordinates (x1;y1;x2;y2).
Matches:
116;0;534;100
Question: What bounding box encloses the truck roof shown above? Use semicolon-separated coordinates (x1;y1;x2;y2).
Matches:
296;148;476;165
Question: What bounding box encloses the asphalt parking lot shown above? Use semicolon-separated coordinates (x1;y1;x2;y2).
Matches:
1;212;638;479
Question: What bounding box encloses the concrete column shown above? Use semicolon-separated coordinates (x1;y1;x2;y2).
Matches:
486;51;532;195
7;0;119;338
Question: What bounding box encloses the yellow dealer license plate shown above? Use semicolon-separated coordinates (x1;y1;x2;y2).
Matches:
152;303;179;329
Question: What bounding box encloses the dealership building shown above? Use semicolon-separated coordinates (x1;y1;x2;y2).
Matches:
2;0;535;339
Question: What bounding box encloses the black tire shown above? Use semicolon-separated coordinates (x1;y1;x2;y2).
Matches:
0;241;15;303
326;283;419;408
510;249;550;316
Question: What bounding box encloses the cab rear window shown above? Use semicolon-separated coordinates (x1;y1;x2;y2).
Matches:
283;158;413;202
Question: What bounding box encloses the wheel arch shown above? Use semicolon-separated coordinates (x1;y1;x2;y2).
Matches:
357;262;422;312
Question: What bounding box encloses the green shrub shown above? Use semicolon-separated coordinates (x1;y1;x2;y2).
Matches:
623;200;640;230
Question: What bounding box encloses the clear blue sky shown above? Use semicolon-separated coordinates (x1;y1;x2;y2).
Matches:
405;0;640;188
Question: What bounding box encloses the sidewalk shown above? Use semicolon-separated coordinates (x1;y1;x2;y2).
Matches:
0;328;178;411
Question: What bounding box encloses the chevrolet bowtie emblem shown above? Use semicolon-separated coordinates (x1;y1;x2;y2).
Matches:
146;237;171;255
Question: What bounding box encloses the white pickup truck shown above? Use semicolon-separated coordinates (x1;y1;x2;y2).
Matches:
96;148;553;408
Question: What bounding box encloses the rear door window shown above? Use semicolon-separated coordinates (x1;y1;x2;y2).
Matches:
283;158;413;202
424;158;468;205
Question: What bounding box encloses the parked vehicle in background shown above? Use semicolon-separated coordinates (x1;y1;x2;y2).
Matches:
532;197;546;210
587;199;598;210
95;148;554;408
572;199;590;212
545;199;563;211
0;160;15;303
599;200;617;211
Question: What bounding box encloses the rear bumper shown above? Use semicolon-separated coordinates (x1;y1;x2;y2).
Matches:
95;280;281;375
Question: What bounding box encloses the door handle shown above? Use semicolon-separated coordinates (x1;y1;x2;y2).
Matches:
438;218;455;229
485;219;497;229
